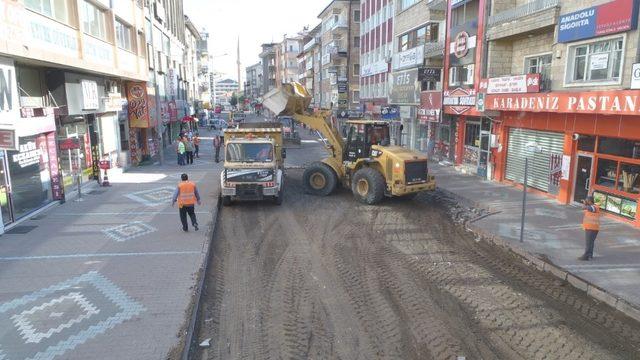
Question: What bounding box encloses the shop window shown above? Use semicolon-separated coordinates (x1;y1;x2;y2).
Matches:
596;158;618;189
598;137;640;159
566;37;623;84
464;123;480;147
594;191;637;218
619;163;640;194
577;135;596;152
82;0;107;40
438;125;450;144
25;0;70;25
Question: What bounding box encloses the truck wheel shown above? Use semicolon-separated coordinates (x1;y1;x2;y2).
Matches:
352;167;385;205
303;162;337;196
274;182;284;205
222;196;232;206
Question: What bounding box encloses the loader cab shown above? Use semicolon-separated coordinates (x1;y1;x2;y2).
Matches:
344;121;391;162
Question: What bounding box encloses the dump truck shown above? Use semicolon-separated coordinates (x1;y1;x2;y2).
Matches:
262;82;436;204
220;122;285;205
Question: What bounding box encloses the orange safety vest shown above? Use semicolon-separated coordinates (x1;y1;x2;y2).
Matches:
582;205;601;231
178;181;197;207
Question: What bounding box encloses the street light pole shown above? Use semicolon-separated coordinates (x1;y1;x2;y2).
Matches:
520;157;528;243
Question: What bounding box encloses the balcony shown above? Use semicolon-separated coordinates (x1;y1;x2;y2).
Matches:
331;20;348;32
426;0;446;11
424;41;445;58
486;0;559;41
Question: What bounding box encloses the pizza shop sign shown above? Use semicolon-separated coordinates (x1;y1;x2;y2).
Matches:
485;90;640;115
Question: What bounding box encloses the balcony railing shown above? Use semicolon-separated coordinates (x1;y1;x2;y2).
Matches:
488;0;559;26
424;41;445;58
331;20;348;31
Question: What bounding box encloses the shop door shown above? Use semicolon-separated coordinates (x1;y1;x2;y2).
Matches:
573;155;593;204
0;154;13;225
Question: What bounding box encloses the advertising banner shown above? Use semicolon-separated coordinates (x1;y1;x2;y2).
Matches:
381;106;400;120
393;46;424;71
485;89;640;115
479;74;540;94
558;0;639;43
126;82;151;128
362;61;388;77
418;91;442;122
81;80;99;110
419;67;442;82
0;56;18;129
389;69;420;105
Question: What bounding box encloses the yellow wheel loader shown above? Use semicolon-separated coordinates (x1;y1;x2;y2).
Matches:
263;82;436;204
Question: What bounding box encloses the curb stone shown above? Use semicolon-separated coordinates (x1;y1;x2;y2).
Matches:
180;188;222;360
437;186;640;324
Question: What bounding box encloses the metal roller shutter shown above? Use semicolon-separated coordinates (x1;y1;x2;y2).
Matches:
505;128;564;192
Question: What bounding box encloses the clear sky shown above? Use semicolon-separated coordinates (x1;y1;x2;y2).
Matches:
183;0;328;82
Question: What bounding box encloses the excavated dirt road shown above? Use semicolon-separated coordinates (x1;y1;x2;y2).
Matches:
195;172;640;360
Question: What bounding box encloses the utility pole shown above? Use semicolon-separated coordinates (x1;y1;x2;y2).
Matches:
237;37;242;94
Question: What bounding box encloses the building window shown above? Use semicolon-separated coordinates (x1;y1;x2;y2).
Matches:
451;0;479;27
352;90;360;103
25;0;70;24
598;137;640;159
399;33;409;51
354;36;360;48
354;10;360;22
525;54;552;90
116;19;133;51
353;64;360;76
567;37;623;84
464;123;480;147
449;64;474;87
400;0;418;11
82;0;107;40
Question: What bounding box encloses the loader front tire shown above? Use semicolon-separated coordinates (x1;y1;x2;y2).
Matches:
303;162;337;196
352;167;385;205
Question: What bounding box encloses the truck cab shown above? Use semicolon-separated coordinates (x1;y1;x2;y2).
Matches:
220;124;285;205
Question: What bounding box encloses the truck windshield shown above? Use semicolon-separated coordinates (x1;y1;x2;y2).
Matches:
226;143;274;163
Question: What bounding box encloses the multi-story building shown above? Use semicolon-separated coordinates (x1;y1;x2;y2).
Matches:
0;0;148;229
318;0;361;129
388;0;446;150
184;16;201;114
299;25;322;107
359;0;391;120
196;29;211;107
259;43;278;97
442;0;640;227
212;78;239;105
276;36;304;86
144;0;190;155
245;62;263;101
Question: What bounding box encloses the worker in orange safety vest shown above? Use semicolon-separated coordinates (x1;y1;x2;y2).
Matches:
171;173;201;232
579;195;600;261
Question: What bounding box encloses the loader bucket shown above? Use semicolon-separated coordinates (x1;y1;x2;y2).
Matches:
263;82;312;116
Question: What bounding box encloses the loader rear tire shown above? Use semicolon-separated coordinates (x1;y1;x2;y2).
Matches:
303;162;337;196
352;167;385;205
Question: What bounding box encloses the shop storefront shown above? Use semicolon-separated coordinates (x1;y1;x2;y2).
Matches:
0;58;61;229
486;90;640;227
127;81;155;165
389;68;420;150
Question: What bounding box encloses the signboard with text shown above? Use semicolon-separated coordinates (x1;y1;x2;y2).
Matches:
485;89;640;115
631;63;640;89
0;56;19;125
393;46;424;71
127;82;151;128
362;61;388;77
389;68;420;105
558;0;639;43
81;80;99;110
444;87;476;114
419;91;442;122
479;74;540;94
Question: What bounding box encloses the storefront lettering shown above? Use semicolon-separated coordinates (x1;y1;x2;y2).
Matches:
12;141;42;168
485;90;640;115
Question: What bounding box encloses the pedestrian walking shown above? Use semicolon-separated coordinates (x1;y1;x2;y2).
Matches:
176;136;186;165
213;135;222;163
579;195;601;261
185;136;194;164
171;173;201;232
193;133;201;158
